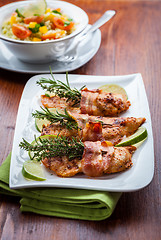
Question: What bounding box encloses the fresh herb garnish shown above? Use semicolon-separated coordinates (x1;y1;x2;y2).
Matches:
68;18;73;22
15;9;24;18
52;10;62;15
45;93;51;98
19;135;84;161
32;107;78;130
29;23;40;33
64;21;70;27
40;22;45;26
37;69;85;106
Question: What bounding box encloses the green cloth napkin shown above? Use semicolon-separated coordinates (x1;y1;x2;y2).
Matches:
0;153;121;221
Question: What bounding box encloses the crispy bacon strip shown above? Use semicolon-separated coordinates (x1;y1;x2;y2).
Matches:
80;88;131;116
80;121;103;141
42;141;136;177
81;141;136;177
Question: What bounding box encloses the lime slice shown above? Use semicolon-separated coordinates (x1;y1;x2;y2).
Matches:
99;84;128;99
133;138;147;149
44;91;56;97
29;134;56;159
22;160;46;181
18;0;47;18
115;127;148;147
35;117;49;132
35;107;63;132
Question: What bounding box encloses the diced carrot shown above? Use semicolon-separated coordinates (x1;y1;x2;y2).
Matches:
102;141;113;146
28;22;37;28
45;8;51;13
56;8;61;12
10;12;17;25
33;37;41;41
39;26;48;34
44;13;54;22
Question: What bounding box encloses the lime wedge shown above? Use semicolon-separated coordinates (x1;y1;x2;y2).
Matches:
133;138;147;149
18;0;47;18
35;118;50;132
115;127;148;147
29;134;56;159
22;160;46;181
35;107;63;132
99;84;128;99
44;91;55;97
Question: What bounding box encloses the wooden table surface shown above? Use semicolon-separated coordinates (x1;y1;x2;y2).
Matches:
0;0;161;239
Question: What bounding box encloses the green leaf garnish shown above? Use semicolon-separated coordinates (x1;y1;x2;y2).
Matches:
29;23;40;33
45;93;50;97
64;21;70;27
68;18;73;22
40;22;45;26
52;10;62;15
15;9;25;18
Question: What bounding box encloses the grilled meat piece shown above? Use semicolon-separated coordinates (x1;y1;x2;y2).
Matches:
81;141;136;177
42;141;136;177
41;123;78;139
41;87;131;117
42;156;81;177
41;95;74;109
80;88;131;116
41;112;146;145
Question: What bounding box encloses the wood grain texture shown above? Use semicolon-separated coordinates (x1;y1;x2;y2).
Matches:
0;1;161;240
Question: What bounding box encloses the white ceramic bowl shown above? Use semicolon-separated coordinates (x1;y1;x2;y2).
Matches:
0;0;88;63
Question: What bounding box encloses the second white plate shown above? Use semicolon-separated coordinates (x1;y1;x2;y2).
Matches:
0;28;101;74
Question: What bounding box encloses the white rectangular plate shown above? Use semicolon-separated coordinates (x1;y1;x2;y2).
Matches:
9;73;154;191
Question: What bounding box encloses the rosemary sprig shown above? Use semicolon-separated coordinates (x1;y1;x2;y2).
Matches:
32;107;78;130
19;136;84;161
36;68;85;106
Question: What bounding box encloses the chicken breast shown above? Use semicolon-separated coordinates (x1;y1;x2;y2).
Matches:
41;112;146;145
41;95;80;112
41;95;71;109
41;87;131;117
42;156;81;177
42;141;136;177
